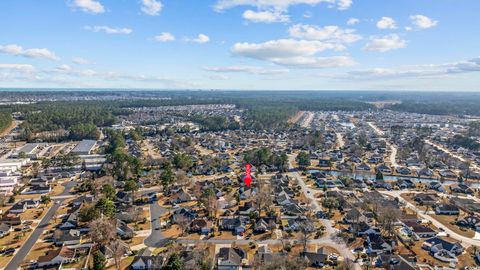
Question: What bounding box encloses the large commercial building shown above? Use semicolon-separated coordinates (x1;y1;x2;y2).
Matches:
71;140;97;155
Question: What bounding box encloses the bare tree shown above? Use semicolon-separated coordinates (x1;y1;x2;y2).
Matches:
89;219;125;269
377;206;400;238
299;223;312;255
89;218;117;246
109;239;126;270
175;215;191;235
130;207;143;224
176;170;191;187
255;179;273;215
200;188;217;218
0;194;6;207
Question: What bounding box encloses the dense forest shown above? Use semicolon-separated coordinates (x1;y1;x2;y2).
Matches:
235;97;372;130
243;148;288;172
190;115;240;131
0;92;376;137
20;106;113;141
388;98;480;116
0;112;13;134
244;105;297;130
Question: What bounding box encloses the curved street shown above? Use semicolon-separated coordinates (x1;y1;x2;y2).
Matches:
380;190;480;247
4;181;77;270
144;199;170;247
287;154;360;269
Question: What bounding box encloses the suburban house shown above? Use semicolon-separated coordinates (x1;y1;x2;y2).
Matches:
303;247;330;267
8;202;27;214
189;218;213;234
435;204;460;215
217;247;247;270
0;223;12;237
130;256;165;270
37;246;76;267
365;234;393;255
422;237;464;263
219;217;247;235
54;229;82;246
413;193;438;206
457;215;480;232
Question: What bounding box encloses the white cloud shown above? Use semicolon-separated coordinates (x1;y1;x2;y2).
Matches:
189;34;210;44
0;64;200;88
0;44;59;60
70;0;105;14
337;0;352;10
288;24;361;44
340;57;480;80
410;15;438;29
56;64;72;72
154;32;175;42
209;74;229;80
72;57;91;65
214;0;352;12
141;0;162;16
232;39;355;68
0;64;35;73
376;17;397;29
204;65;288;75
84;25;133;34
364;34;406;52
242;9;289;23
346;18;359;25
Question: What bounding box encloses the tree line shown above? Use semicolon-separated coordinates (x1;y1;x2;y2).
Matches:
389;99;480;116
190;115;240;131
0;112;12;134
243;148;288;172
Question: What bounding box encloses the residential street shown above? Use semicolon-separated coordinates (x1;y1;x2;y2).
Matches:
287;154;360;269
5;181;77;270
425;139;480;171
144;200;169;247
368;122;399;168
380;190;480;247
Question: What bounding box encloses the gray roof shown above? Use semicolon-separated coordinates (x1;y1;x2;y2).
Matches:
18;143;40;154
71;140;97;153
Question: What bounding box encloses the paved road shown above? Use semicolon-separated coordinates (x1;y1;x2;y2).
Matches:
5;181;77;270
368;121;399;168
144;200;169;247
335;132;345;149
287;155;321;211
425;139;480;171
287;155;360;269
380;190;480;247
177;236;356;260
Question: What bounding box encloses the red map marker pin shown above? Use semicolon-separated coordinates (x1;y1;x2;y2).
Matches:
244;163;252;187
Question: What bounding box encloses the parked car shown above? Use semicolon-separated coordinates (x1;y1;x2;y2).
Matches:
3;248;15;256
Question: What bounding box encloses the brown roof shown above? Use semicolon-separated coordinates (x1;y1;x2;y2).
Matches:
38;246;75;263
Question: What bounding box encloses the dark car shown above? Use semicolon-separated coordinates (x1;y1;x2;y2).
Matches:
3;248;15;256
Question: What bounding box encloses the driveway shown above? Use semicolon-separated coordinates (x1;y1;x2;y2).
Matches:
5;181;77;270
144;200;170;247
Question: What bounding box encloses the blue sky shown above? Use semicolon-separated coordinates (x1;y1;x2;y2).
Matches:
0;0;479;90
